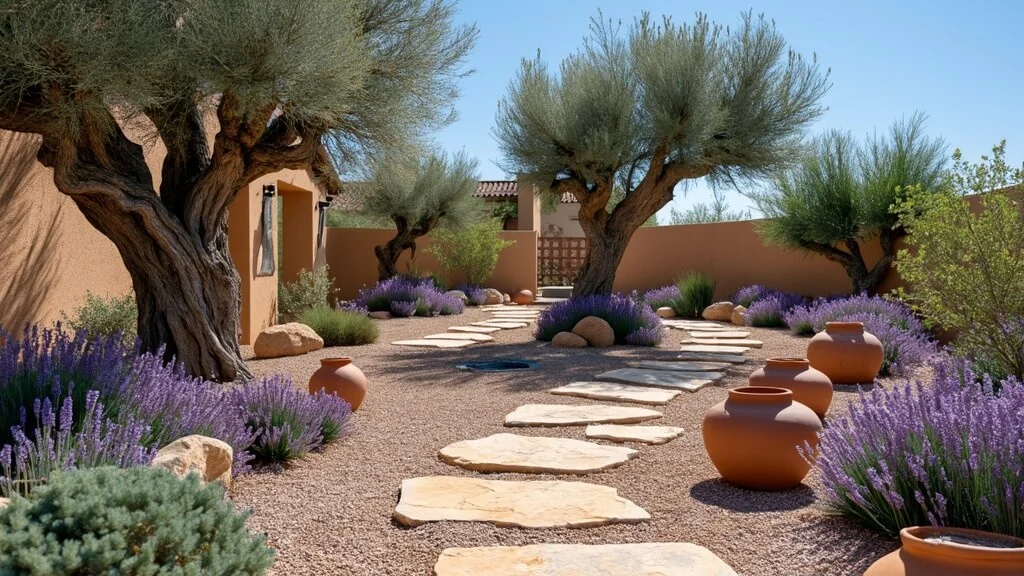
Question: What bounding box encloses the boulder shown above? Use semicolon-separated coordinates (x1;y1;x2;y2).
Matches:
368;311;391;320
731;305;747;326
513;289;534;305
701;302;735;321
484;288;503;305
656;306;676;319
446;290;469;303
253;323;323;358
552;331;588;348
151;435;233;488
572;316;615;348
502;293;511;304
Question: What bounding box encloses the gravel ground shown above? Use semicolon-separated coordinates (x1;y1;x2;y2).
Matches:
232;308;897;576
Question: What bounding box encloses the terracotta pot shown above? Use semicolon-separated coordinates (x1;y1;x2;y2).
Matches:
701;386;822;490
308;357;368;412
748;358;833;418
807;322;884;384
512;289;534;305
864;526;1024;576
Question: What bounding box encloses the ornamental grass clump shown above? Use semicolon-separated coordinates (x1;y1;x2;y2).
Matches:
298;307;379;346
675;272;716;318
744;291;805;328
815;359;1024;538
355;276;463;317
535;294;663;346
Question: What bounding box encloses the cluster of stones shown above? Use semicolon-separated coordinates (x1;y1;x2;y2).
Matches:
551;315;614;348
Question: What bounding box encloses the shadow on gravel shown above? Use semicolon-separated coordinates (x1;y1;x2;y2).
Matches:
689;478;817;512
784;514;896;573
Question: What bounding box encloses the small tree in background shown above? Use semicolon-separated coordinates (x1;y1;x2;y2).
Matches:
670;189;752;224
428;219;515;285
750;113;947;294
278;265;334;322
495;11;828;295
364;151;482;281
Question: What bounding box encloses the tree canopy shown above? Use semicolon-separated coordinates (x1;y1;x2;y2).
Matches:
669;189;752;224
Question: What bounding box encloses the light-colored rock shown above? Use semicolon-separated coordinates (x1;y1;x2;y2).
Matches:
572;316;615;348
0;497;8;509
677;351;748;364
392;339;477;348
656;306;676;318
662;319;725;328
632;360;731;372
368;311;391;320
549;381;681;405
433;543;738;576
471;321;529;329
151;435;233;488
490;310;540;317
679;344;750;355
595;368;721;392
446;290;468;303
393;476;650;528
484;288;503;305
502;293;511;303
688;330;751;339
552;331;588;348
424;333;494;342
681;338;763;349
505;404;662;427
701;302;735;321
586;424;686;445
252;323;323;359
449;326;501;333
731;305;747;326
439;433;638;474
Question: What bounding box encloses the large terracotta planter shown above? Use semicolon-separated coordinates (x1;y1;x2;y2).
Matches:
701;386;823;490
864;526;1024;576
807;322;884;384
309;357;368;412
748;358;833;418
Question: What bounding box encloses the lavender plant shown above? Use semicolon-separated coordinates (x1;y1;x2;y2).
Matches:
456;284;488;306
744;291;805;328
642;285;681;310
356;276;463;317
815;359;1024;538
389;300;418;318
733;284;774;308
536;293;663;346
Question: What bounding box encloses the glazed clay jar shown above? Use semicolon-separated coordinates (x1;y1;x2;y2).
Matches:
748;358;833;418
702;386;823;491
807;322;884;384
864;526;1024;576
309;357;368;412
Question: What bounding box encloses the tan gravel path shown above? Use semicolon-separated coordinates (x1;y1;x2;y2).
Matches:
232;309;896;576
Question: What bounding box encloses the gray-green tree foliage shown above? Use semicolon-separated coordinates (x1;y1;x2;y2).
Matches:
749;113;947;294
669;189;752;224
0;0;476;380
495;11;828;295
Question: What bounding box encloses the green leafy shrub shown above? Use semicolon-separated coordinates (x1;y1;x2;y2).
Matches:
299;307;378;346
60;291;137;344
427;219;514;285
279;265;334;321
0;467;275;574
674;272;716;318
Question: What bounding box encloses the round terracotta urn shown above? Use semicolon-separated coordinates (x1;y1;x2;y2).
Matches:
308;357;368;412
748;358;833;418
807;322;884;384
864;526;1024;576
701;386;823;490
512;289;534;305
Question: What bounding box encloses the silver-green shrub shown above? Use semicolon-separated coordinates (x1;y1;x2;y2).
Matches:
60;291;137;345
279;265;334;321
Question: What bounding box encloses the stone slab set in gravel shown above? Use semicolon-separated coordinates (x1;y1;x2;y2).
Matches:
595;368;721;392
391;339;477;348
631;360;732;372
433;543;738;576
679;344;751;355
504;404;663;427
548;382;682;405
585;424;685;445
681;338;763;349
423;333;494;342
393;476;650;528
688;330;751;339
471;321;529;329
448;326;501;333
438;433;638;474
676;351;749;363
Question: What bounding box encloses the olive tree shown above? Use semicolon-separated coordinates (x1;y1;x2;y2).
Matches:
749;113;947;294
0;0;476;380
669;189;752;224
494;12;828;295
363;151;482;280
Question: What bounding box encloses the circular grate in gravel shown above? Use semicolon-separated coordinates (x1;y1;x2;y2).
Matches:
457;359;540;372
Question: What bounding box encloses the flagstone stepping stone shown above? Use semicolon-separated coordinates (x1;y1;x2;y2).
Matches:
548;382;681;405
449;326;501;333
595;368;721;392
423;333;494;342
585;424;686;445
433;543;738;576
688;330;751;339
663;320;727;327
504;404;662;427
677;351;748;364
471;321;529;329
679;344;750;355
681;338;763;349
490;310;540;315
393;476;650;528
632;360;731;372
439;433;637;474
392;339;476;348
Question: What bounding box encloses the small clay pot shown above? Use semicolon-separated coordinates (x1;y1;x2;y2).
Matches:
308;357;368;412
807;321;884;384
512;289;534;305
748;358;833;418
702;386;823;490
864;526;1024;576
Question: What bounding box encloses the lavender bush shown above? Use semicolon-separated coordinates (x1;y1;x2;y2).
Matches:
356;276;463;317
733;284;774;308
642;285;680;310
536;294;663;346
815;359;1024;538
456;284;488;306
389;300;418;318
744;291;805;328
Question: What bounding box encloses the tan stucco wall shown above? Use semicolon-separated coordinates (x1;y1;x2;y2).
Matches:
325;229;538;300
541;203;584;238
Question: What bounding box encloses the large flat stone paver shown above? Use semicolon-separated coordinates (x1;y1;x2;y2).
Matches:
677;351;748;364
595;368;721;392
505;404;662;427
439;433;637;474
679;344;750;355
434;543;738;576
681;338;763;349
631;360;731;372
423;333;494;342
392;339;477;348
549;382;681;405
393;476;650;528
688;330;751;339
586;424;685;445
471;321;529;329
448;326;501;333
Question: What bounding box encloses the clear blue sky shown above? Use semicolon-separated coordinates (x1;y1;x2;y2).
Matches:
433;0;1023;221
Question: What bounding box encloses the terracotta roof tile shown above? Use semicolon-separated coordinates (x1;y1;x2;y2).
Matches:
474;180;518;197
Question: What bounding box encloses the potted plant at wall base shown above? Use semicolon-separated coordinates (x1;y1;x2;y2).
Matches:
864;526;1024;576
491;200;519;231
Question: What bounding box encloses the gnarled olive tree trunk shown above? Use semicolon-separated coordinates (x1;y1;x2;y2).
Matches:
374;216;437;281
803;230;901;295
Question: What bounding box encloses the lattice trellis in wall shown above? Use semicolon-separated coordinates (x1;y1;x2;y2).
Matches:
538;236;587;286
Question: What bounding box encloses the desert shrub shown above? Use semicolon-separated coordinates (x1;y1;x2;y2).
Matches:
61;291;137;345
784;294;935;375
743;291;804;328
814;359;1024;538
733;284;774;308
427;219;514;285
355;276;463;317
298;307;378;346
230;376;352;464
0;467;275;574
641;285;680;311
279;265;334;321
535;294;663;346
674;272;716;318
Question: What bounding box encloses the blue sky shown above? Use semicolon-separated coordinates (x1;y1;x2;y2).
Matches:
433;0;1023;221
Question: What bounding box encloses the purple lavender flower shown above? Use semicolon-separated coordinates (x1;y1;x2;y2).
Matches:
733;284;774;308
744;291;805;328
641;285;681;310
389;300;418;318
536;293;663;346
456;284;488;306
